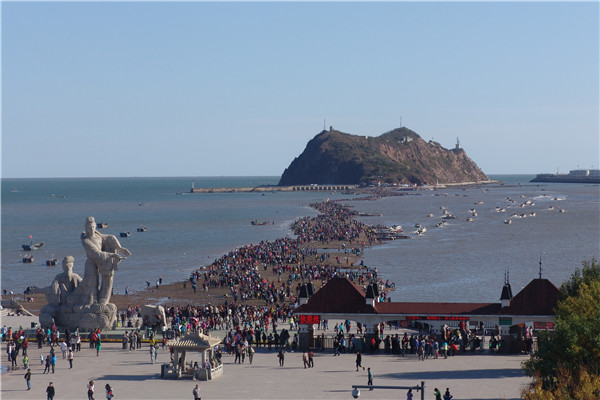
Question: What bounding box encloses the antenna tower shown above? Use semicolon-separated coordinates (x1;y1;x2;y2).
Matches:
538;253;543;279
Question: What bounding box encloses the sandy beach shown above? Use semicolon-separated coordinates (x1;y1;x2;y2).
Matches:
1;313;531;400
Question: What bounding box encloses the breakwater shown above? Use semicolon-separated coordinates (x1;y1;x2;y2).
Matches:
190;184;359;193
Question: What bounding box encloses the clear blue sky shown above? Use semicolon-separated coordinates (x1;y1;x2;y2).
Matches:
2;1;598;178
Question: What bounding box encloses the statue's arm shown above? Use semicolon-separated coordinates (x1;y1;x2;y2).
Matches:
103;234;131;256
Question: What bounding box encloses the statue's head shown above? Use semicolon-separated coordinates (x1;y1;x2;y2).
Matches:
85;217;96;236
62;256;74;273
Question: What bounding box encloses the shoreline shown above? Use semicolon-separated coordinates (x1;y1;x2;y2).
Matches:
11;201;384;316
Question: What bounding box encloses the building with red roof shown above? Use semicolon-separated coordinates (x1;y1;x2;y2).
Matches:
294;276;562;345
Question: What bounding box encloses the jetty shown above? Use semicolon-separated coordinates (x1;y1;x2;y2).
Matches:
190;184;358;193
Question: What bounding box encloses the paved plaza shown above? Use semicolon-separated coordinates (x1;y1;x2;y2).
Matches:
1;314;531;400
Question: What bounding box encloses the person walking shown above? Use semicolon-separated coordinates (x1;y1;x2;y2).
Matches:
87;380;95;400
277;348;285;367
46;382;55;400
248;345;254;364
150;344;155;364
43;354;51;374
50;353;56;373
75;333;81;352
302;351;309;368
24;368;31;390
96;339;101;357
105;383;114;399
406;388;413;400
367;367;373;390
443;388;453;400
192;384;200;400
308;350;314;368
434;387;442;400
355;352;364;371
67;348;74;368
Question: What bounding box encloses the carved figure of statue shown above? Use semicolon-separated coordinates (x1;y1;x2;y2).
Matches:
45;256;82;306
79;216;131;305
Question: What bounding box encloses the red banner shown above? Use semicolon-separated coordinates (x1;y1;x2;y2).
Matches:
533;321;555;330
298;315;320;325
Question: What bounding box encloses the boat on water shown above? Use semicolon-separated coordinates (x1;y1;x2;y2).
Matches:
137;226;148;232
22;242;44;251
389;225;403;233
531;169;600;184
23;255;34;263
442;214;457;220
251;220;269;226
97;222;109;229
120;232;131;237
46;258;58;266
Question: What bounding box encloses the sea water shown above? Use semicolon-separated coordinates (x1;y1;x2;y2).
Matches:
2;176;598;303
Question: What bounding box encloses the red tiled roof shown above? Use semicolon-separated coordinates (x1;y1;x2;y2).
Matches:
375;302;501;315
294;277;560;318
294;278;377;314
501;279;562;315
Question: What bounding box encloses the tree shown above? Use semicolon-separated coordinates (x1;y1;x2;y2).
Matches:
559;257;600;297
523;258;600;399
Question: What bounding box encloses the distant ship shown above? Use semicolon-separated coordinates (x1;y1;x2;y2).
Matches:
531;169;600;184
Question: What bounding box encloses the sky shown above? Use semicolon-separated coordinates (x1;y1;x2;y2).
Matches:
1;1;598;178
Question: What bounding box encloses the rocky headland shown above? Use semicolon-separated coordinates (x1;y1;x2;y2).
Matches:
279;126;488;186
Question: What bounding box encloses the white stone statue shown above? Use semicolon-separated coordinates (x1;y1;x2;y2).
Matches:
79;216;131;305
38;217;131;331
45;256;82;306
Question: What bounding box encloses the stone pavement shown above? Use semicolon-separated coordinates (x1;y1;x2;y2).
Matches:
1;314;532;399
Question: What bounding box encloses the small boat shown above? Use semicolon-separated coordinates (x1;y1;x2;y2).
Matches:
137;226;148;232
389;225;403;233
466;217;473;222
251;220;268;226
23;255;34;263
120;232;131;237
46;258;58;266
426;214;434;218
474;201;484;205
504;219;512;224
21;242;44;251
442;214;457;220
97;222;109;229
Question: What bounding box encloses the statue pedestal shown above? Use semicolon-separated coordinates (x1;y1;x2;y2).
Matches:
40;303;117;331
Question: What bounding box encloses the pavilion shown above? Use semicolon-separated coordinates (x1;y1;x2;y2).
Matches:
162;331;223;380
